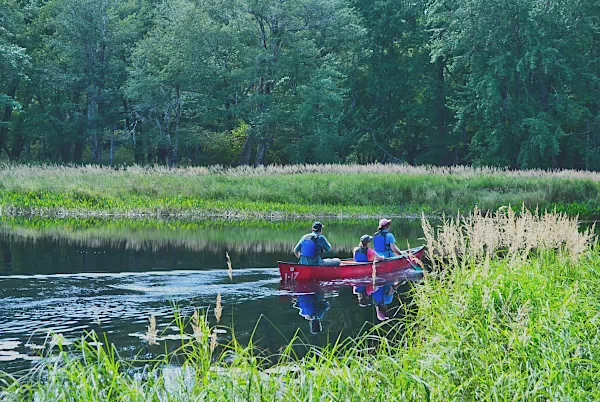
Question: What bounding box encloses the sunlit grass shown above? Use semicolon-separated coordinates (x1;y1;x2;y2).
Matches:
1;209;599;400
1;163;600;218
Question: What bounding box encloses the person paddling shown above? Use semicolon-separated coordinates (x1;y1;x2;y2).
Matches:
374;218;403;258
294;222;340;266
353;234;385;263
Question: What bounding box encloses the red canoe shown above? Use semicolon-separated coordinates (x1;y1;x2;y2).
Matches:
278;246;425;281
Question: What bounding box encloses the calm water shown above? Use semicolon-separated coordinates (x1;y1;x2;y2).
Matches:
0;218;424;372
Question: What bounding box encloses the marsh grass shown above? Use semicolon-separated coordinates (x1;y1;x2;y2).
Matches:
422;206;596;271
2;163;600;218
1;209;600;400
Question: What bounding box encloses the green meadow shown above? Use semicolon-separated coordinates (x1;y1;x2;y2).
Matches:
1;164;600;218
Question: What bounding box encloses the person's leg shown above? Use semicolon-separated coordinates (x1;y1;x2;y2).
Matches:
320;258;341;266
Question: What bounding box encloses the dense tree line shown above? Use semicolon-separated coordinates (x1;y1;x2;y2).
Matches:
1;0;598;168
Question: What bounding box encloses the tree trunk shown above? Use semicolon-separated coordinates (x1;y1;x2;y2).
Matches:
60;134;72;163
238;134;253;165
134;121;146;165
87;87;100;161
0;84;18;156
9;118;25;161
109;125;115;166
170;86;181;168
436;56;447;166
254;140;269;166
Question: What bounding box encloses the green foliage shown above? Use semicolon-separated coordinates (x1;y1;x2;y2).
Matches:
0;0;598;168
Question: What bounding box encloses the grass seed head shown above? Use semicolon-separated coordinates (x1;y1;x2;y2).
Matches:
146;314;159;346
226;251;232;280
214;293;222;323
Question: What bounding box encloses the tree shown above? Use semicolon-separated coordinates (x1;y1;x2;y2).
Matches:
0;0;30;158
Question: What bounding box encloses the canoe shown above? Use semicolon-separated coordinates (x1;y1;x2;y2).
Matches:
278;246;425;281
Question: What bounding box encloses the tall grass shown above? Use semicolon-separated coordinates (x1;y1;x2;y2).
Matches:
1;163;600;218
2;208;599;400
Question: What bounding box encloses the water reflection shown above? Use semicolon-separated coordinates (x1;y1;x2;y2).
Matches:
0;217;423;275
294;292;330;334
0;217;425;373
282;268;423;336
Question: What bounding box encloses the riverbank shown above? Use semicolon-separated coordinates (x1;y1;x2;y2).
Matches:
1;209;598;400
1;164;600;218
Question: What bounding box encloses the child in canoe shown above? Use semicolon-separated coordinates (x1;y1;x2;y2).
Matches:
353;234;385;262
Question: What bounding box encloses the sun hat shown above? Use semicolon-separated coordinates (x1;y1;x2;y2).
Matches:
378;218;392;229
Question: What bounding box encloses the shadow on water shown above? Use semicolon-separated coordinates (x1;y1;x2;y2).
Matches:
0;217;425;372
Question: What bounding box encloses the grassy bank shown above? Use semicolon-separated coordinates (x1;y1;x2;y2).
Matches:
1;209;599;400
1;164;600;218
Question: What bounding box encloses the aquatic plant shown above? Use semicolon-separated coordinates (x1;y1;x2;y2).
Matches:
1;209;598;400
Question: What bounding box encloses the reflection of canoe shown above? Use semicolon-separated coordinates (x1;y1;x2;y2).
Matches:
279;269;423;293
278;246;425;281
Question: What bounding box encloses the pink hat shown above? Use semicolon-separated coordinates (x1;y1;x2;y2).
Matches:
378;218;392;229
376;305;389;321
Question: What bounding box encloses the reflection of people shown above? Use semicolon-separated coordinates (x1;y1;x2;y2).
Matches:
293;293;330;334
353;235;385;262
294;222;340;266
353;284;396;320
371;285;396;321
353;285;371;307
374;219;403;258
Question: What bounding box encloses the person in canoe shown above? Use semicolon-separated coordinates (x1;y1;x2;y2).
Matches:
294;222;341;266
353;234;385;263
373;218;403;258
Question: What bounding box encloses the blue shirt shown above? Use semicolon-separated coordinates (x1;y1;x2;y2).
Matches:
375;230;396;258
294;233;332;265
295;294;330;319
372;285;395;305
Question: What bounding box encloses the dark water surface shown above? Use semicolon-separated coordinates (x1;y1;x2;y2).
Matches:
0;218;424;372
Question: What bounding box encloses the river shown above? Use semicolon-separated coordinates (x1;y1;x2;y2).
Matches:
0;217;424;372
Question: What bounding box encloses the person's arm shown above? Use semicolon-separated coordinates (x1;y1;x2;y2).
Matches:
387;233;403;256
368;248;384;262
294;240;302;259
320;236;332;253
390;242;403;256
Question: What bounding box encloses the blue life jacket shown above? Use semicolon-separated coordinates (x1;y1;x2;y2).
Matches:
374;231;391;253
301;234;321;258
354;247;369;262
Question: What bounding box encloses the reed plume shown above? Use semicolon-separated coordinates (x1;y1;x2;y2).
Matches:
214;294;222;323
226;251;232;280
146;314;158;346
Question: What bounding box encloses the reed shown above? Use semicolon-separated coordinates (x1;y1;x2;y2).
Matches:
1;209;599;400
2;163;600;218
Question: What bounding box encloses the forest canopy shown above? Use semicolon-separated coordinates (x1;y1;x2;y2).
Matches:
1;0;598;168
